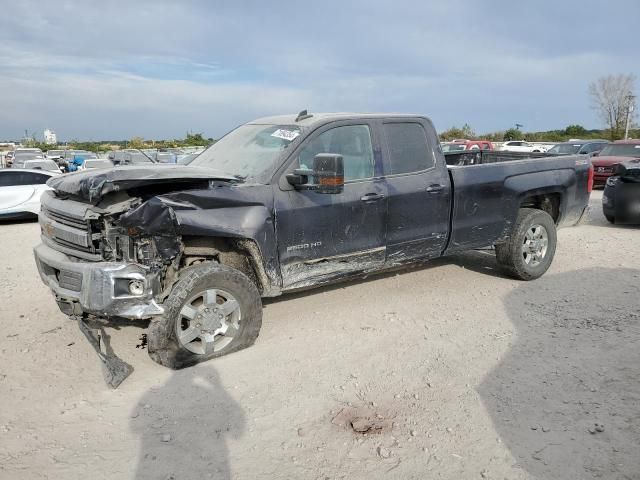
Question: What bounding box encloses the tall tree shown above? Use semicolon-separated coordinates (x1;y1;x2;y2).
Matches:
503;128;521;141
588;74;636;140
439;124;476;141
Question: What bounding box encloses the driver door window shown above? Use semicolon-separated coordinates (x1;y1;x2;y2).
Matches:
297;125;374;182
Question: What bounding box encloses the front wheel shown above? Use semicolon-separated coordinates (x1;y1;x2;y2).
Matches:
147;262;262;369
495;208;557;280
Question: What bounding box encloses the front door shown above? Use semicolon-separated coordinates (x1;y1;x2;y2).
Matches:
274;122;387;290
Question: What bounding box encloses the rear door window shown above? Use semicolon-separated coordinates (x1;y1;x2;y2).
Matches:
0;172;19;187
0;171;49;186
23;172;50;184
383;123;434;175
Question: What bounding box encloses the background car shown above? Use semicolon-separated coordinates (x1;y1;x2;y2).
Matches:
60;150;97;170
177;153;199;165
546;140;609;156
154;152;178;163
78;158;114;170
0;168;59;219
501;141;546;153
602;159;640;224
11;151;45;168
108;149;155;165
592;140;640;187
441;140;494;152
21;159;62;173
64;152;99;172
45;150;65;162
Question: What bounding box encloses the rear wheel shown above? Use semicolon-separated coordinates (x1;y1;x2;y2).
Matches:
495;208;557;280
147;262;262;369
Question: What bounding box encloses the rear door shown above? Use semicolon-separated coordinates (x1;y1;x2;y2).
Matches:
274;121;387;289
380;119;451;263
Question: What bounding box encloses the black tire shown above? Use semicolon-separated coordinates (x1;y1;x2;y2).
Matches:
147;262;262;369
605;214;615;224
495;208;557;280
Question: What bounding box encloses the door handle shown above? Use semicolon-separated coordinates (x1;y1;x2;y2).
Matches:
425;184;445;194
360;192;385;202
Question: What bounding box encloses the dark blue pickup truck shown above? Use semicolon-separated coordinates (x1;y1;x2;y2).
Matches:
34;112;593;371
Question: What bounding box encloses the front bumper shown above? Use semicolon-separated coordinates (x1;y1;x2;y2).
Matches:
34;243;164;319
593;172;613;187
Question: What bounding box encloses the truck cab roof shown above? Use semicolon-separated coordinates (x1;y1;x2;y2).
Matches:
250;112;427;128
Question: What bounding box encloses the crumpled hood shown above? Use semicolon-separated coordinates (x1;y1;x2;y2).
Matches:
47;165;237;203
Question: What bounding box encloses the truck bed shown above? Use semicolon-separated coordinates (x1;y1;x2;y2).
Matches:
444;154;591;254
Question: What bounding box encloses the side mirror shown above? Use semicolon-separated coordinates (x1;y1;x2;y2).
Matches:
313;153;344;194
591;151;599;157
286;153;344;194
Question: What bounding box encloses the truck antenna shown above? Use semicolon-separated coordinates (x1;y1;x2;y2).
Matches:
295;110;313;122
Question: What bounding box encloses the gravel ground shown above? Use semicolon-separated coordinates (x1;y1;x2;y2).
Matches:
0;190;638;480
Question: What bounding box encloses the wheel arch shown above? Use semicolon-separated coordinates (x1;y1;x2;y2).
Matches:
519;191;563;223
180;236;280;296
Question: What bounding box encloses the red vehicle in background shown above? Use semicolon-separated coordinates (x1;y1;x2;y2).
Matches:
441;139;494;152
592;140;640;187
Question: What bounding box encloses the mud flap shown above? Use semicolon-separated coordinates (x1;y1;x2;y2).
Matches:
77;319;134;388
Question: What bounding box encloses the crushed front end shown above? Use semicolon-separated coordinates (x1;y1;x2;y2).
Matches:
34;190;175;320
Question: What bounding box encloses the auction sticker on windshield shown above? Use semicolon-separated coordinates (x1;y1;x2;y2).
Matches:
271;129;300;141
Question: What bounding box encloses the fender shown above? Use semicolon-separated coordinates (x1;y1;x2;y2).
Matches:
117;183;282;294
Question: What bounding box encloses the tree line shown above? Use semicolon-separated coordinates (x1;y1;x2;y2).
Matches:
23;132;215;153
441;74;637;143
21;74;637;149
439;123;640;143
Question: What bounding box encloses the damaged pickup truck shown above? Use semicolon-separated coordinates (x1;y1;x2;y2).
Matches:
34;112;593;373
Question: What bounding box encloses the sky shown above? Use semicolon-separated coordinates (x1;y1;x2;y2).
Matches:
0;0;638;141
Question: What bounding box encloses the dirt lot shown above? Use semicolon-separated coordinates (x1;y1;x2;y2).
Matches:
0;190;638;480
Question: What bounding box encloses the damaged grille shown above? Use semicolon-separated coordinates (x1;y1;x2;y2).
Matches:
40;206;99;253
40;193;102;257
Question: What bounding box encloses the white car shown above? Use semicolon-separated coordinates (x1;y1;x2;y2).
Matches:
501;141;546;153
45;150;65;162
79;158;114;170
22;159;63;173
0;168;59;220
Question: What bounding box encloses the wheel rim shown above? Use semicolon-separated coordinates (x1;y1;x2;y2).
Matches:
176;288;241;355
522;224;549;267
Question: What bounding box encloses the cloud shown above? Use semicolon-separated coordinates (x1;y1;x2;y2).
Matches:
0;0;639;140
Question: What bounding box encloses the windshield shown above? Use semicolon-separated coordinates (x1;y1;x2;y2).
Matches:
74;153;97;159
14;152;44;159
599;144;640;157
27;159;57;168
191;124;302;179
84;160;113;168
178;153;198;165
126;152;153;163
548;143;582;154
441;144;466;152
